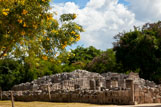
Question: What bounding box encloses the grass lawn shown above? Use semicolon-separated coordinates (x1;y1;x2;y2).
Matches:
1;101;161;107
0;101;103;107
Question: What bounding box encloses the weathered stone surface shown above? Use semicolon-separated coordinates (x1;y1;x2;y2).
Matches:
1;69;161;105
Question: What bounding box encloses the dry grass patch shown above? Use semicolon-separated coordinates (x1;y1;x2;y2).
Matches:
0;101;101;107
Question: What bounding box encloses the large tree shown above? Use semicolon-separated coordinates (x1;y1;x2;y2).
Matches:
0;0;83;61
113;21;161;83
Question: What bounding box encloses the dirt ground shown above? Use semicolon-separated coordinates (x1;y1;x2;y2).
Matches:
0;101;161;107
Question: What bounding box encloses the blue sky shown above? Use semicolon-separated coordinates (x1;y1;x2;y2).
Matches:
53;0;128;7
52;0;161;50
53;0;89;8
118;0;129;5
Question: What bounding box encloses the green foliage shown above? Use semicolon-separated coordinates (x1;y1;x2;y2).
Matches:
67;46;102;66
0;59;24;90
24;59;53;77
60;13;77;22
50;64;63;74
0;57;82;90
114;21;161;83
0;0;83;60
0;58;54;91
86;49;116;73
0;0;84;91
61;64;82;73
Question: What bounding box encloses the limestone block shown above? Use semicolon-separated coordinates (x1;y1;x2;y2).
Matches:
111;80;118;88
144;93;153;103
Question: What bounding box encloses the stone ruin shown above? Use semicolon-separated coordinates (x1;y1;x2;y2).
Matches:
1;69;161;105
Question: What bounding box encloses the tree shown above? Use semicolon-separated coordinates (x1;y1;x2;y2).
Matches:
67;46;102;66
113;21;161;83
86;49;116;73
0;0;84;90
0;0;83;61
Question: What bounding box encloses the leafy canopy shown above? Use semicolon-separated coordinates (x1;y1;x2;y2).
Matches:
0;0;84;61
114;21;161;83
67;46;102;65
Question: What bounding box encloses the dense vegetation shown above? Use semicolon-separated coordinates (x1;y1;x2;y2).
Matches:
0;46;102;90
0;0;161;90
114;22;161;83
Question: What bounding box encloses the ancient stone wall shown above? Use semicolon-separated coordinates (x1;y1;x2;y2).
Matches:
1;70;161;105
2;89;132;104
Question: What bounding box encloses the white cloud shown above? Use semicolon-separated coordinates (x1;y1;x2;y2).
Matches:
52;0;161;50
126;0;161;22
